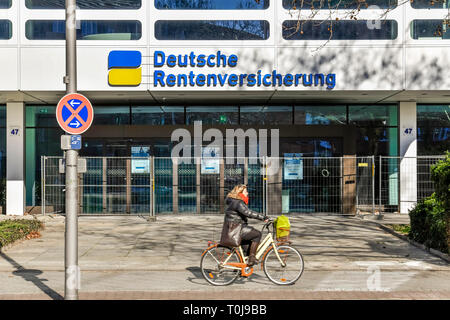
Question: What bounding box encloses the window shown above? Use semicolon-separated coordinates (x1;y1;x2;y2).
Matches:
25;0;141;9
94;106;130;125
0;0;11;9
411;20;450;40
295;106;347;125
132;106;184;125
283;0;397;10
0;20;12;39
155;20;269;40
26;106;57;127
348;105;398;127
410;0;450;9
25;20;142;40
282;20;398;40
240;106;293;125
25;106;64;206
417;105;450;155
186;107;238;125
155;0;269;9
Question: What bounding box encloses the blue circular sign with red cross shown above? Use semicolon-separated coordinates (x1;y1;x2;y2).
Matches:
56;93;94;135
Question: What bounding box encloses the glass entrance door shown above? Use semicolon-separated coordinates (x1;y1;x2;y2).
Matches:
280;138;344;213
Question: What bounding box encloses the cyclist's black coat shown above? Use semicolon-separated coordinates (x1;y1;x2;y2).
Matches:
224;197;265;225
219;197;265;247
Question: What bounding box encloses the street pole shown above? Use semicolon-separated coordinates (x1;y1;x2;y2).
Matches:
64;0;79;300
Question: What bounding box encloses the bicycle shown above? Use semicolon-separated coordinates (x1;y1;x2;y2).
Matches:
200;218;304;286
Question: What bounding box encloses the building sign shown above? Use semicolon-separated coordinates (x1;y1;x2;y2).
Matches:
284;153;303;180
201;147;220;174
131;146;150;174
108;51;142;86
108;50;336;89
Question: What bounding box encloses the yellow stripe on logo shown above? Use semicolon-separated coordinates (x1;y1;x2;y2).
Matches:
108;68;142;86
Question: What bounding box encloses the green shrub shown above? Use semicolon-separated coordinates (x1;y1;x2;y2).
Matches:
431;152;450;210
0;219;43;249
409;194;447;253
409;152;450;254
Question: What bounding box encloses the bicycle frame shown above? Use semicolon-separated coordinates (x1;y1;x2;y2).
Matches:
214;227;286;276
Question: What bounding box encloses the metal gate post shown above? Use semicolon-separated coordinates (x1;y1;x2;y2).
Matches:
264;156;267;216
379;156;382;213
340;157;343;214
372;156;375;215
126;159;131;214
196;157;201;214
149;156;153;217
41;156;45;215
152;157;155;217
102;157;107;214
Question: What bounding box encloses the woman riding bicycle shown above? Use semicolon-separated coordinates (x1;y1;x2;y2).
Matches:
220;184;268;267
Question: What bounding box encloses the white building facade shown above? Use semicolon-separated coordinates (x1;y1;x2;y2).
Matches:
0;0;449;215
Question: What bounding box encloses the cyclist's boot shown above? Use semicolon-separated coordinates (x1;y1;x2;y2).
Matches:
247;241;259;266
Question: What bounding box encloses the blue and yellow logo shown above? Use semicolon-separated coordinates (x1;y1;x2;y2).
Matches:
108;51;142;86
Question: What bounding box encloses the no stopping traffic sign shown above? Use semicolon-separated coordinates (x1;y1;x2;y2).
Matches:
56;93;94;135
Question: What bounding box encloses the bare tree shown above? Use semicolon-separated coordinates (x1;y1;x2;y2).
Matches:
281;0;450;50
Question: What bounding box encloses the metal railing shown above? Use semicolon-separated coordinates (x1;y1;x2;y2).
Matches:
378;155;445;213
41;155;444;216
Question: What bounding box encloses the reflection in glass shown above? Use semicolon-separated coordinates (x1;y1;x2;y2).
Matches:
356;127;398;156
25;20;142;40
295;106;346;125
132;106;184;125
417;105;450;155
410;0;450;8
186;107;238;125
240;106;292;125
26;106;57;127
0;0;11;9
282;0;397;9
349;105;398;127
283;20;397;40
155;0;269;9
411;20;450;40
94;106;130;125
25;128;64;206
0;20;11;40
25;0;141;9
155;20;269;40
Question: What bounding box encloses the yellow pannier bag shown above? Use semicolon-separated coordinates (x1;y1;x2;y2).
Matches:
274;215;290;240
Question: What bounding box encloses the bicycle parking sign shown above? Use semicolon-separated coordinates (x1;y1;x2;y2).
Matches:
56;93;94;135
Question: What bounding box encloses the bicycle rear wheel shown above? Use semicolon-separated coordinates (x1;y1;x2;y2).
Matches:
263;245;304;285
200;245;241;286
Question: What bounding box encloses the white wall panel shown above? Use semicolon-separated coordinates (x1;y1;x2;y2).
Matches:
277;47;404;91
20;47;65;90
0;48;18;90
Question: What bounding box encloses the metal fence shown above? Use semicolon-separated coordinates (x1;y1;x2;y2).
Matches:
41;155;444;216
378;156;445;213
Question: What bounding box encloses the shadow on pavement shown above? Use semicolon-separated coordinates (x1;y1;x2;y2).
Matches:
0;251;63;300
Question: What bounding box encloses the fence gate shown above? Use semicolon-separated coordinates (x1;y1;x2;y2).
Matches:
42;156;153;215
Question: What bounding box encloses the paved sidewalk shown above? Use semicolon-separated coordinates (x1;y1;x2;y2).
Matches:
0;214;448;299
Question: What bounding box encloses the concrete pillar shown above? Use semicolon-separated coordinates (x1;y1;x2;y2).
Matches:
6;102;25;216
399;102;417;214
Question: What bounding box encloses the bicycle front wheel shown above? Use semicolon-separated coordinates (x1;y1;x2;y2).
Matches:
200;245;241;286
263;245;304;285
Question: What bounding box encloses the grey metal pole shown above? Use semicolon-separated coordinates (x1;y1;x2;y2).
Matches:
64;0;79;300
372;156;375;215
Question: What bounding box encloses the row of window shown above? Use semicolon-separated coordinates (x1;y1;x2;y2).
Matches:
26;105;400;127
1;0;447;10
0;19;447;41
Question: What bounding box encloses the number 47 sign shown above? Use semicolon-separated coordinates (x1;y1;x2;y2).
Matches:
9;127;20;136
